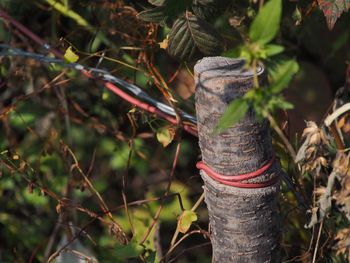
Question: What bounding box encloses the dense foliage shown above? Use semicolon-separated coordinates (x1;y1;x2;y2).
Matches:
0;0;350;262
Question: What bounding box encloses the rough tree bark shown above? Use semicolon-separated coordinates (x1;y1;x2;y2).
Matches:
194;57;281;262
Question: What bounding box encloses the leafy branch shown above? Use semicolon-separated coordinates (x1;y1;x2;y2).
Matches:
216;0;299;136
139;0;228;61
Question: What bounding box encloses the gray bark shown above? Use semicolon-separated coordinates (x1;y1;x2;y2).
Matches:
194;57;281;263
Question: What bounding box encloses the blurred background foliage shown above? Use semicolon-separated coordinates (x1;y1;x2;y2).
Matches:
0;0;350;262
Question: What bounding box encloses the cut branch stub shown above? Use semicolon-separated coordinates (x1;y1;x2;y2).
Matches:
194;57;281;262
195;57;271;175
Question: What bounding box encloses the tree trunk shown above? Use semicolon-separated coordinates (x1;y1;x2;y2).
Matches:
194;57;281;262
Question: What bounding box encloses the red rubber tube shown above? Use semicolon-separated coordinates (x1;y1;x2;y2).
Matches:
196;155;279;188
1;8;279;188
0;8;198;137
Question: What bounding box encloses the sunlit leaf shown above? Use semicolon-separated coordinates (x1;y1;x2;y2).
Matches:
110;139;149;174
156;126;175;147
167;14;223;61
215;99;249;133
159;38;169;49
292;6;303;26
63;46;79;63
177;210;197;233
265;94;294;113
249;0;282;44
317;0;350;30
269;60;299;93
23;189;48;206
9;112;36;128
45;0;115;49
273;97;294;110
264;44;284;57
113;207;157;251
45;0;89;27
279;101;294;110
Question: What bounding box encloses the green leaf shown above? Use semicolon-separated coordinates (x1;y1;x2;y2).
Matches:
167;14;223;61
138;6;168;23
249;0;282;45
269;60;299;93
263;44;284;57
238;45;254;63
266;95;294;112
215;99;249;133
147;181;192;222
148;0;166;6
23;189;48;206
139;0;191;23
317;0;350;30
63;46;79;63
156;126;175;147
10;112;36;127
45;0;115;48
278;99;294;110
292;6;302;26
115;239;144;260
45;0;89;27
177;210;197;234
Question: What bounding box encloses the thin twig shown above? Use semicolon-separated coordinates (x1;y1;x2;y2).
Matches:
191;193;205;212
139;141;182;244
161;230;210;262
312;220;324;263
47;218;97;263
43;213;64;261
122;139;136;235
266;112;297;160
168;242;211;263
62;142;128;243
167;192;205;261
